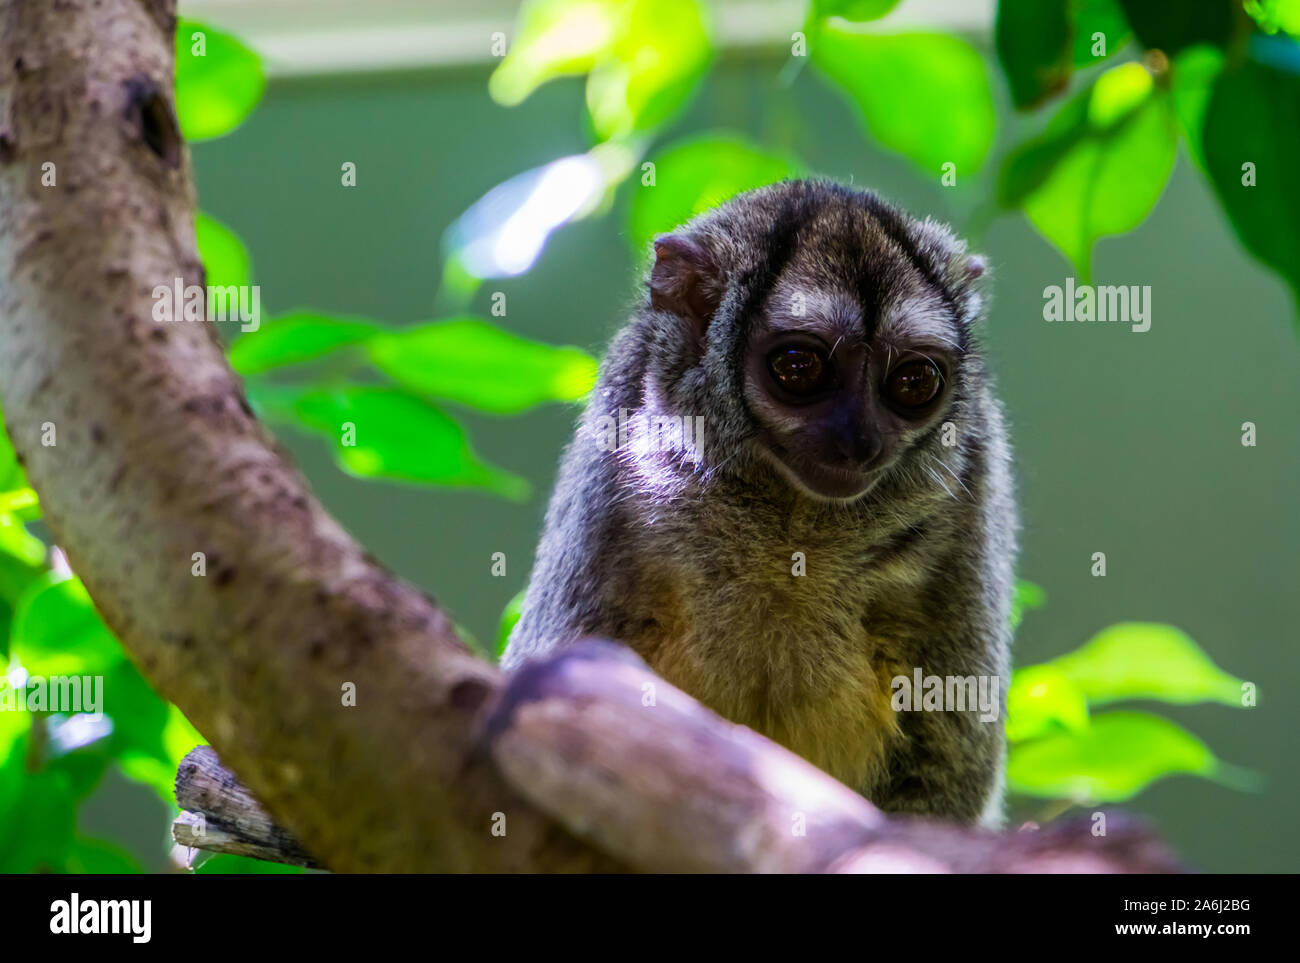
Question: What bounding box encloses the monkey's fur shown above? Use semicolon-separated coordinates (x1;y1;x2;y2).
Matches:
503;180;1016;826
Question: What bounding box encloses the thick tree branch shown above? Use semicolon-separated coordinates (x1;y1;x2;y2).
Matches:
1;0;1179;874
170;642;1180;874
174;746;324;869
0;0;615;873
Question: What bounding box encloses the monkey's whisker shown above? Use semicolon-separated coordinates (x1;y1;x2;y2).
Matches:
923;464;957;501
933;456;972;498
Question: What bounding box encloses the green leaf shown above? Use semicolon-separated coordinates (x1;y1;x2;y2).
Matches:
0;511;48;606
196;212;252;290
585;0;711;140
0;517;41;571
0;403;28;492
1006;663;1090;742
105;661;171;761
628;133;802;253
191;853;304;874
1049;621;1248;706
1007;710;1230;801
996;0;1131;108
0;707;30;828
1245;0;1300;35
117;697;203;804
41;732;112;802
1009;578;1047;631
999;62;1176;280
996;0;1073;110
0;487;39;520
250;384;530;500
162;705;206;769
810;0;901;23
1071;0;1133;66
812;26;995;174
10;575;124;678
368;319;597;415
490;0;711;140
175;19;266;142
1115;0;1235;57
1088;58;1156;125
228;310;383;376
0;505;47;655
0;770;77;871
489;0;623;106
1170;45;1226;171
117;752;178;801
66;835;146;874
496;589;527;660
1202;47;1300;316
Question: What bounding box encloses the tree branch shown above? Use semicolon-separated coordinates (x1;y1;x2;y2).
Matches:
172;642;1180;875
0;0;615;873
173;746;324;869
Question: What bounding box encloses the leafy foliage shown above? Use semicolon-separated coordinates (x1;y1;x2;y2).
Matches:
811;26;996;175
628;134;803;251
996;0;1074;109
368;320;598;415
1006;609;1256;803
810;0;901;21
1007;711;1223;802
228;311;383;376
174;19;265;142
1115;0;1236;57
994;0;1300;318
1049;622;1246;706
231;309;595;490
472;0;1300;327
999;62;1177;281
1201;40;1300;308
249;383;531;499
0;489;209;871
1245;0;1300;35
195;212;253;290
496;590;527;659
489;0;711;140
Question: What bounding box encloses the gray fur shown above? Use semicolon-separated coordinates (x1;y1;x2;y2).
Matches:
503;180;1017;826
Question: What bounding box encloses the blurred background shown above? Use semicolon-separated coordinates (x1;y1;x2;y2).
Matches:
1;0;1296;873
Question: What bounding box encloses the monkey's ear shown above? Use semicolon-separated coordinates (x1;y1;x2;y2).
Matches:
649;234;723;339
909;219;989;325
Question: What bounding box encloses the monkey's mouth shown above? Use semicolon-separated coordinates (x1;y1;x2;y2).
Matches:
756;439;880;502
791;459;877;500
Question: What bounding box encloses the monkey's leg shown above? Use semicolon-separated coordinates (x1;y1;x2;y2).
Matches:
872;701;1006;827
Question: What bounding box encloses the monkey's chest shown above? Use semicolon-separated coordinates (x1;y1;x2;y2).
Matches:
613;559;905;792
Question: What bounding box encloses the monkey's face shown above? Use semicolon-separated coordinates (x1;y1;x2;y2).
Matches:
741;282;959;502
642;181;985;504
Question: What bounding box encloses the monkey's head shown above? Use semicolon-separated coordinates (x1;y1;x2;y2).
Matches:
637;178;989;503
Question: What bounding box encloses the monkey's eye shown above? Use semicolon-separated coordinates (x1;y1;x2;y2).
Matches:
885;360;943;410
767;346;833;397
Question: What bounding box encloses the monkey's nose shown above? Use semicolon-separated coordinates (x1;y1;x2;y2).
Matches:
830;428;882;468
